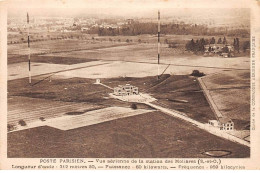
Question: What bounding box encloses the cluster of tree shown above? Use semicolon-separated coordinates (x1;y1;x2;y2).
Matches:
96;23;158;36
231;37;249;53
86;22;249;37
233;38;240;53
191;70;205;77
185;38;208;52
215;37;228;44
185;36;235;52
185;36;250;55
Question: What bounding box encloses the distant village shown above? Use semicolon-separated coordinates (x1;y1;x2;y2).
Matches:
8;17;132;33
8;15;249;34
8;15;250;44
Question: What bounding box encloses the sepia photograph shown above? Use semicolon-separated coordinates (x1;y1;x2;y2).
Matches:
1;0;260;170
6;1;252;159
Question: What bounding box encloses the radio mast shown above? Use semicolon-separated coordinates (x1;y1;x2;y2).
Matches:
157;10;160;80
27;12;31;84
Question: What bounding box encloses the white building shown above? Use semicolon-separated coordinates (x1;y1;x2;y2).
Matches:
81;27;90;32
219;117;234;131
204;44;234;55
208;117;234;131
114;84;138;96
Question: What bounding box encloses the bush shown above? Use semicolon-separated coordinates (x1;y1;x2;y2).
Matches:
39;117;46;121
131;103;137;110
191;70;205;77
7;124;15;132
18;119;27;126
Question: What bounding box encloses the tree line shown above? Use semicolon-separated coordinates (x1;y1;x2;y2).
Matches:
86;22;249;37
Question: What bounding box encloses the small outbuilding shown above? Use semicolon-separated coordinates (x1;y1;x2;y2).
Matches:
208;120;219;127
208;117;234;131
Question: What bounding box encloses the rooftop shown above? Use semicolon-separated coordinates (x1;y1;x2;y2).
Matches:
219;117;233;124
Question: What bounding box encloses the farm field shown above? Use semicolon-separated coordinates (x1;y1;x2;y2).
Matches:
7;56;249;81
8;96;104;125
7;61;109;81
144;75;216;123
8;39;132;57
39;107;154;131
7;76;156;126
8;34;250;64
8;33;250;82
8;55;98;65
8;75;215;124
202;70;250;130
42;42;249;71
8;34;250;54
8;111;250;158
202;70;250;89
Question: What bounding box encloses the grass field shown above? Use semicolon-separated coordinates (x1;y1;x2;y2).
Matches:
8;34;250;81
8;76;158;123
43;107;154;131
8;55;97;65
8;74;215;124
203;70;250;89
8;96;105;125
102;75;216;123
7;33;251;157
202;70;250;130
147;75;216;123
8;39;133;57
8;40;186;65
42;43;187;63
8;33;250;55
8;111;249;158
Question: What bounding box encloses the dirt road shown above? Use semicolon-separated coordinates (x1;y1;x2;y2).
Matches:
145;101;250;147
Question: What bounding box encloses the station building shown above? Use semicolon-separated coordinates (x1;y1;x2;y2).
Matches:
114;84;139;96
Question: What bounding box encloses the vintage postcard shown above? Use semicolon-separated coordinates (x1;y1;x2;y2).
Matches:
0;0;260;170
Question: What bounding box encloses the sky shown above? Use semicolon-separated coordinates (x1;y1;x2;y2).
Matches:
6;0;251;26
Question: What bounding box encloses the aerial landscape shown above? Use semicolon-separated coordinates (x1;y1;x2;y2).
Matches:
7;7;250;158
